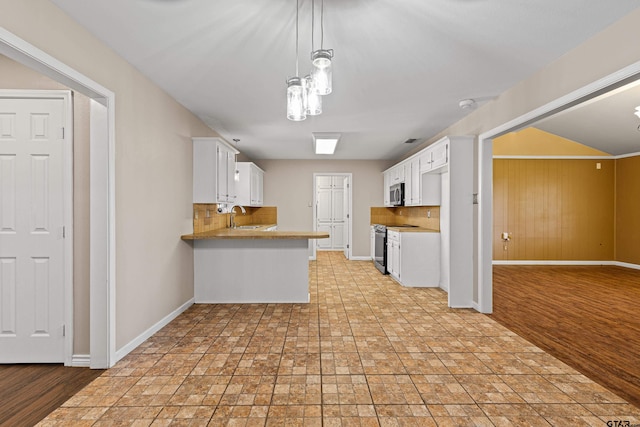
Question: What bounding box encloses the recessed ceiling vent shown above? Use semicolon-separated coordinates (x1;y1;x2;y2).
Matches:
403;138;418;144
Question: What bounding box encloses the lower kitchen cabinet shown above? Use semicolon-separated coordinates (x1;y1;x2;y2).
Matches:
387;230;440;287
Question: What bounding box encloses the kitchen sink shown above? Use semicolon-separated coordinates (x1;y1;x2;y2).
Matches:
234;225;262;229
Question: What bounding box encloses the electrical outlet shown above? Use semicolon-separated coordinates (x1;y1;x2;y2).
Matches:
427;209;431;218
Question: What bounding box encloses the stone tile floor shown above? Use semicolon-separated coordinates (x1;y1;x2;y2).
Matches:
40;252;640;426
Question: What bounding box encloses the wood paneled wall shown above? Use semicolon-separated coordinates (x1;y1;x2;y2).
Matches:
493;159;615;260
615;156;640;265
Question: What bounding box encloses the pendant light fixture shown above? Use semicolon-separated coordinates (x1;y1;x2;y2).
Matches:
286;0;306;121
286;0;333;121
304;1;322;116
304;74;322;115
311;0;333;95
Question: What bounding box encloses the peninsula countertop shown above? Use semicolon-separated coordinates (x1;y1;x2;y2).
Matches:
385;226;440;233
181;224;330;240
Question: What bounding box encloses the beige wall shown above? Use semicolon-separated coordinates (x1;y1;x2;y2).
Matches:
0;0;217;351
256;160;388;258
0;55;91;354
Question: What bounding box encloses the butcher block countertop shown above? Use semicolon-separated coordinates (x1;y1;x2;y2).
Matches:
386;226;440;233
181;224;329;240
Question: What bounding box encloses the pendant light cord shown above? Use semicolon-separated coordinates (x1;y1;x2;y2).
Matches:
295;0;300;77
311;0;315;53
320;0;324;49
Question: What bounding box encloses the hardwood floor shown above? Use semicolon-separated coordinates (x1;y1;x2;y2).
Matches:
0;364;104;426
490;265;640;408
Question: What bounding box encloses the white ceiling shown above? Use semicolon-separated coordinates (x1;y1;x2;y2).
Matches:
50;0;640;160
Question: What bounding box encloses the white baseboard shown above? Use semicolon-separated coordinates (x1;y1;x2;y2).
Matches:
614;261;640;270
350;256;372;261
492;260;616;266
114;298;194;364
492;260;640;270
70;354;90;367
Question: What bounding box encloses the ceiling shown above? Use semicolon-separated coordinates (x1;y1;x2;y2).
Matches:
534;80;640;156
49;0;640;160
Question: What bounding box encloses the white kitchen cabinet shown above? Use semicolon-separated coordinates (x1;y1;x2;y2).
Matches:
404;162;413;206
236;162;264;206
383;170;391;206
403;158;423;206
193;137;239;204
389;164;405;184
418;138;449;174
386;230;400;280
421;172;441;206
431;140;449;170
387;230;440;287
370;226;376;260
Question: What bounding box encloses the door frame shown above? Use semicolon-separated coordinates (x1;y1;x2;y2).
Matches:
477;59;640;314
0;89;73;364
0;27;116;367
311;173;353;261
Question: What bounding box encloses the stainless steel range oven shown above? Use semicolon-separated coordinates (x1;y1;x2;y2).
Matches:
373;224;388;274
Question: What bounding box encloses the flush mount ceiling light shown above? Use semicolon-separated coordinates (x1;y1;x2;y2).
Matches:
287;0;334;121
313;133;340;155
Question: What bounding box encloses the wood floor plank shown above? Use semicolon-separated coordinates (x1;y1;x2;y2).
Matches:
489;265;640;408
0;364;104;427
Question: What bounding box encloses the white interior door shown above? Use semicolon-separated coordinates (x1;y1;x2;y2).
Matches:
316;187;332;250
343;177;349;259
0;96;67;363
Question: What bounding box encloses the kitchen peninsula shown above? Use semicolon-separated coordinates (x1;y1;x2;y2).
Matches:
181;225;329;303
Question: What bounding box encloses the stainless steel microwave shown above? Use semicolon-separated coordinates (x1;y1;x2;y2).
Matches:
390;183;404;206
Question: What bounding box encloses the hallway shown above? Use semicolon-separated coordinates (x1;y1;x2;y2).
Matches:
39;252;639;425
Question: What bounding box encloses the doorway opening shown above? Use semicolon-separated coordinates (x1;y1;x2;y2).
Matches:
0;27;116;368
477;60;640;314
311;173;352;261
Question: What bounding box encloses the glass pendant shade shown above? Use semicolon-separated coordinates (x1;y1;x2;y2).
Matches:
287;77;306;121
311;49;333;95
304;75;322;116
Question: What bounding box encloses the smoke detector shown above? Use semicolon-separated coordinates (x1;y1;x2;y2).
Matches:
459;99;477;110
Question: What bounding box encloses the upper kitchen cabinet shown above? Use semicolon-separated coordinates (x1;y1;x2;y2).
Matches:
236;162;264;206
383;165;405;207
193;137;239;204
420;138;449;173
383;170;391;206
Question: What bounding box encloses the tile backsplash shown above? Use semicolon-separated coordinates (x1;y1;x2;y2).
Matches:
193;205;277;233
371;206;440;231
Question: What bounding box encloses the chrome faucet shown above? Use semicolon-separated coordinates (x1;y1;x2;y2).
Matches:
229;205;246;228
